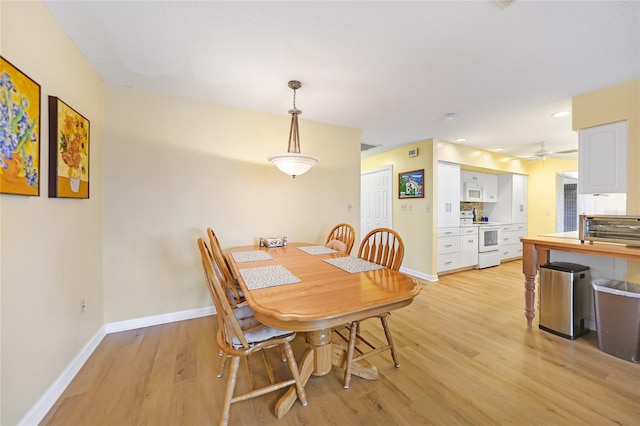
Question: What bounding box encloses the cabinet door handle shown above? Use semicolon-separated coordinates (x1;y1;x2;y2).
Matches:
445;244;453;248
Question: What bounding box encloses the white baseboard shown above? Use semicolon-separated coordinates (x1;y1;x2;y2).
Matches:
18;306;215;426
400;266;438;282
104;306;215;334
18;327;106;426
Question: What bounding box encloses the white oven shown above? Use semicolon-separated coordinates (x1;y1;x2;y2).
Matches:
478;225;501;269
463;182;484;202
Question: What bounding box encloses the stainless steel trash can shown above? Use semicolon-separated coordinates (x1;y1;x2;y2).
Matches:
592;279;640;363
539;262;591;340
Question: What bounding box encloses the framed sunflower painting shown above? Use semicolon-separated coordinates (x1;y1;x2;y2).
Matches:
0;56;41;196
48;96;90;199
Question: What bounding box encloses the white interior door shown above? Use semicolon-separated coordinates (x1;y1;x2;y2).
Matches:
361;166;393;240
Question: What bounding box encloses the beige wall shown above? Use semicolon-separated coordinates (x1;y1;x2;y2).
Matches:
103;85;361;323
1;1;105;424
361;140;436;276
572;78;640;281
1;2;361;424
527;158;579;238
436;140;530;174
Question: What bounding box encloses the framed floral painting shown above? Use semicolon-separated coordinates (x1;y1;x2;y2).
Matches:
48;96;90;199
0;56;41;196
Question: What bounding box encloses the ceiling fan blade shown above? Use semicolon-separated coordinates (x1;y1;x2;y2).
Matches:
556;149;578;154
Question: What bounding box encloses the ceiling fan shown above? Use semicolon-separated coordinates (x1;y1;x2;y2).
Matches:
521;142;578;162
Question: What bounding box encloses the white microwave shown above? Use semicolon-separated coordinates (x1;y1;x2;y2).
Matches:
463;182;484;202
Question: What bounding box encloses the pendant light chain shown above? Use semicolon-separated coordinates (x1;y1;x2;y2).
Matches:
292;86;297;110
288;85;301;154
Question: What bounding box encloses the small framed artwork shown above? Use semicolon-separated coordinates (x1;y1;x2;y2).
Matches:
48;96;90;199
399;169;424;199
0;56;41;196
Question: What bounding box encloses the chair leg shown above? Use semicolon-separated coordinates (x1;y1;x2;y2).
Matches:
261;349;276;384
216;353;229;378
380;315;399;368
220;356;240;426
343;322;359;389
283;341;308;406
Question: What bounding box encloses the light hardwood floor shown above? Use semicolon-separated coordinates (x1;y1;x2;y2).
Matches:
41;260;640;425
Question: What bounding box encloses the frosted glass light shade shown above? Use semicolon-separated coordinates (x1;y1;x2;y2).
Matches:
268;153;319;177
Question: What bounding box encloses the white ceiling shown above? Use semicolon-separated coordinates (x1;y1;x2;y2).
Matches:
43;0;640;159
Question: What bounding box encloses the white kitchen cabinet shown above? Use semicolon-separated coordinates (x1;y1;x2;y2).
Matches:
486;174;528;225
438;227;479;273
438;162;460;228
500;224;526;261
481;174;498;202
461;170;498;202
437;227;461;272
460;227;479;267
578;121;627;194
512;174;527;224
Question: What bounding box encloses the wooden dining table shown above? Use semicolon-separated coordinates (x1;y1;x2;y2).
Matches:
226;242;421;418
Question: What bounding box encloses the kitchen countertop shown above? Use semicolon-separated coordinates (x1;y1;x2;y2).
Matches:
537;231;579;239
520;235;640;328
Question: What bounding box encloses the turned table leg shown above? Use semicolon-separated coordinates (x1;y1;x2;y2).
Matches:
522;242;537;328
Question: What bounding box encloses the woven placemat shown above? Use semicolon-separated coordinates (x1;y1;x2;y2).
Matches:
323;257;386;274
297;245;338;255
239;265;301;290
231;251;274;263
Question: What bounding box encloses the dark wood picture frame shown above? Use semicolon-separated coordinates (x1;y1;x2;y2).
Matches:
398;169;424;199
49;96;90;199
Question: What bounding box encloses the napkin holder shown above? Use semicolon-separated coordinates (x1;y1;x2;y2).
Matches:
260;237;287;248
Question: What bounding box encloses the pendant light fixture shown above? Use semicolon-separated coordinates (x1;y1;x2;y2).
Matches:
268;80;319;178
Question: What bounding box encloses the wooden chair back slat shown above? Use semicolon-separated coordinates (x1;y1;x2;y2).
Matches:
357;228;404;271
325;223;356;254
207;228;244;306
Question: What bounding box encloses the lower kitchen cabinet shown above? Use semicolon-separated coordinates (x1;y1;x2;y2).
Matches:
437;227;460;272
460;227;479;267
500;224;526;261
438;226;479;273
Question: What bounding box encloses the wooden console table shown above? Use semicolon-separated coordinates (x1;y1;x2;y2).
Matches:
521;236;640;328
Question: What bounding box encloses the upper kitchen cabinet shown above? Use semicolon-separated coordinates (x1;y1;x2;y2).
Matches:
485;174;528;224
461;170;498;202
438;161;460;228
578;121;627;194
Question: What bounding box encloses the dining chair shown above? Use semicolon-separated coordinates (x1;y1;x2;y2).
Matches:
324;223;356;254
342;227;405;389
197;238;308;425
207;227;245;306
200;237;258;377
